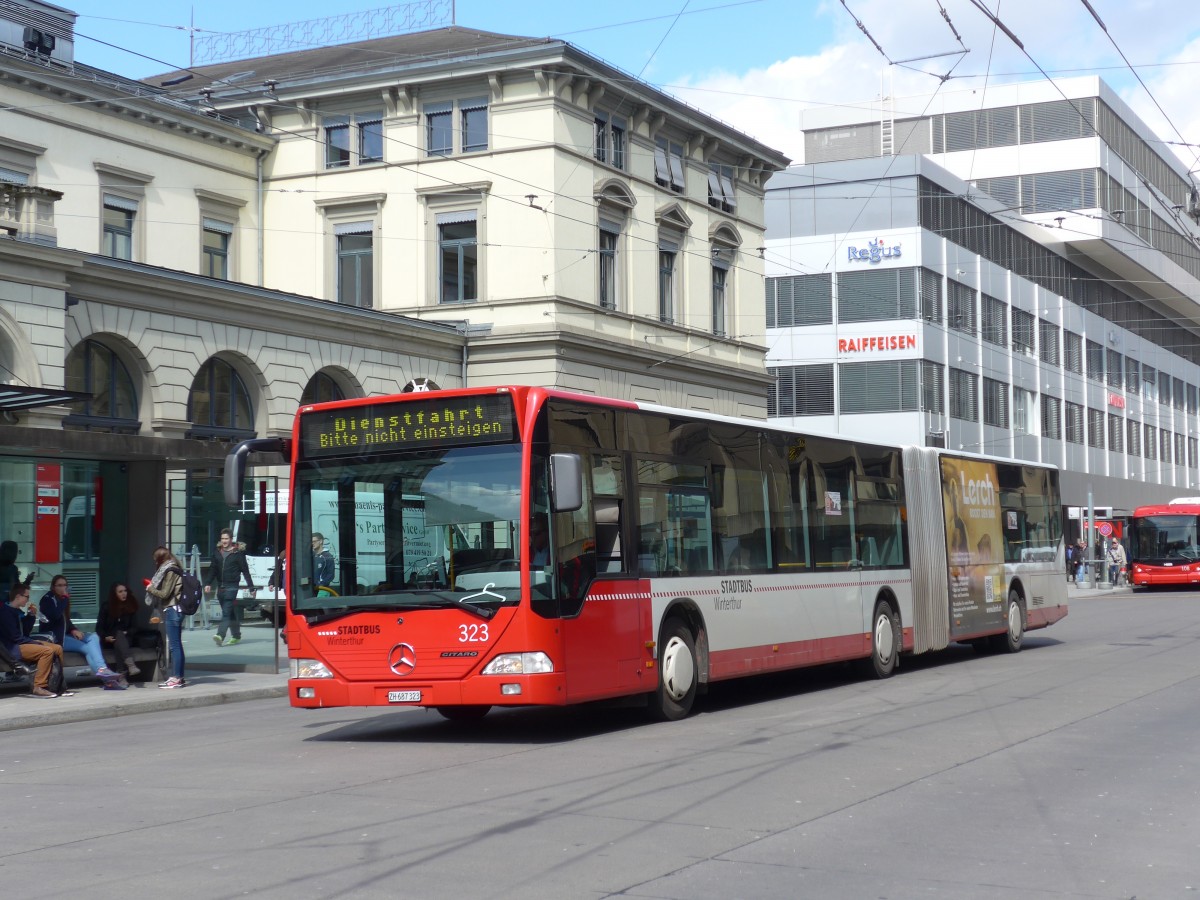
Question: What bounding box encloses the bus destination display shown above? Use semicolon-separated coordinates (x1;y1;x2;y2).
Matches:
300;394;517;457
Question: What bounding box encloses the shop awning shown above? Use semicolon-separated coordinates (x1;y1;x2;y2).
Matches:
0;385;91;411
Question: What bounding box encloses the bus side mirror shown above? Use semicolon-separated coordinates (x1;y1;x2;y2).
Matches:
223;438;291;507
550;453;583;513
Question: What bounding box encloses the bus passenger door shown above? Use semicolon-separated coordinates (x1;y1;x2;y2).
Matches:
560;453;646;701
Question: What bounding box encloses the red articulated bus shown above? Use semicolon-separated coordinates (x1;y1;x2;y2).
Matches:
224;386;1067;720
1128;499;1200;588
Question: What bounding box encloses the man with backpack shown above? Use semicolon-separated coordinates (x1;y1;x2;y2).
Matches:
204;528;256;647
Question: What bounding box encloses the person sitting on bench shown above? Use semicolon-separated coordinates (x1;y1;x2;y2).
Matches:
0;582;65;698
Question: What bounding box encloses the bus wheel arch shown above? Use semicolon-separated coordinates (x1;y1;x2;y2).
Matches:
652;601;707;721
864;592;901;679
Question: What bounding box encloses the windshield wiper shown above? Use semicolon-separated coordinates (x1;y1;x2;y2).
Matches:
303;596;496;624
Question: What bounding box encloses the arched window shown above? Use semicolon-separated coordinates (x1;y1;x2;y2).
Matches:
301;371;346;405
63;340;139;432
188;358;254;440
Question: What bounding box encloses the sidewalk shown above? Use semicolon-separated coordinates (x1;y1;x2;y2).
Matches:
0;668;287;733
1068;578;1135;596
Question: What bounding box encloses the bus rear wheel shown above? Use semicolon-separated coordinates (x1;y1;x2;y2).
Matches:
435;705;491;721
864;600;899;679
990;590;1025;653
652;619;697;721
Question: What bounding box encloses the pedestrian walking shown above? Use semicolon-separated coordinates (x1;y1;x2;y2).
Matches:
204;528;255;647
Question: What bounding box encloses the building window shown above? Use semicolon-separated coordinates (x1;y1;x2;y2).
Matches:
594;112;626;169
949;368;978;422
1189;436;1198;469
461;99;488;153
1142;364;1158;401
922;361;944;414
1159;371;1172;406
188;358;254;441
654;137;685;193
708;163;736;213
838;267;918;322
1161;428;1172;463
1086;339;1104;381
1013;388;1033;433
102;196;135;260
1038;320;1060;366
1042;395;1062;440
841;360;920;413
598;222;619;310
981;294;1007;346
63;340;139;432
1144;424;1156;460
1106;349;1123;389
425;99;487;157
983;378;1008;427
1011;308;1035;356
1087;408;1105;449
920;268;942;323
323;112;383;168
658;249;676;323
301;371;347;405
335;224;373;307
1108;413;1124;453
1125;356;1140;394
1064;331;1083;374
711;262;728;336
1065;402;1084;444
438;212;478;304
425;102;453;157
768;364;834;417
948;280;976;335
202;218;232;279
1127;418;1140;456
768;274;833;327
1175;432;1185;466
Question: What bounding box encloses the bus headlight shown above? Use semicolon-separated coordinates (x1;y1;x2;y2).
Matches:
290;659;334;679
481;652;554;675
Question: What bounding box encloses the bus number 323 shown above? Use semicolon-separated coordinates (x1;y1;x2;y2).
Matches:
460;623;489;642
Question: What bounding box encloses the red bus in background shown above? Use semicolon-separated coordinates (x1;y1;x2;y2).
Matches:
1129;499;1200;587
224;386;1067;721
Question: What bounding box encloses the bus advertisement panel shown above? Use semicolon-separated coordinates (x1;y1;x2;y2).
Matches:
940;457;1005;638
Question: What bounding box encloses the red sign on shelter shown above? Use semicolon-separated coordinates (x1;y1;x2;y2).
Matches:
34;463;61;563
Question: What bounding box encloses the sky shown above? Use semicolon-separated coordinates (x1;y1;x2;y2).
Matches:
60;0;1200;168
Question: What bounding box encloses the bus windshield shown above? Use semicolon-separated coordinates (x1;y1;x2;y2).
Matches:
1132;514;1200;562
290;444;531;617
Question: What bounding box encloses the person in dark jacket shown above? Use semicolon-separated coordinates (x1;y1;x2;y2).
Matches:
1;582;65;698
0;539;21;604
38;573;115;681
204;528;255;646
96;582;141;677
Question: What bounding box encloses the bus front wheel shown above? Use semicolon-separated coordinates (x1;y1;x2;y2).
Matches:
991;591;1025;653
653;619;698;721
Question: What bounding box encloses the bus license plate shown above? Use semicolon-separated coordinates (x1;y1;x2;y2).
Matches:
388;690;421;703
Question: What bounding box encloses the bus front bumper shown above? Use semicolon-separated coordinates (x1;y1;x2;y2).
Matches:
288;674;567;709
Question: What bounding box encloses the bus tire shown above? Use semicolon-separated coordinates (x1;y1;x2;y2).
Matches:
991;590;1025;653
653;619;697;721
436;705;491;721
865;599;900;679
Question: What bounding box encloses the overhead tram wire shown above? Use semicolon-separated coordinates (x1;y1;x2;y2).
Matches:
963;0;1200;246
57;27;775;306
1077;0;1200;175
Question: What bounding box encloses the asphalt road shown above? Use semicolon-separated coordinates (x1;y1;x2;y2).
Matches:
4;591;1199;899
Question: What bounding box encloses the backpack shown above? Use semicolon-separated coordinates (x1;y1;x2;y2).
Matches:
171;567;204;616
